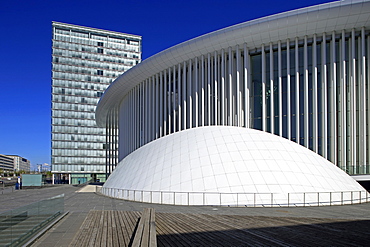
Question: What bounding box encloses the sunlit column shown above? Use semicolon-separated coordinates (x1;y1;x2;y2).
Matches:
278;40;282;136
270;43;274;134
351;29;357;172
221;50;225;126
208;53;211;125
367;36;370;173
167;68;172;134
128;90;131;152
155;74;159;139
295;37;300;144
211;51;217;125
177;64;182;131
322;33;328;159
361;27;366;172
173;66;177;133
182;62;187;130
145;79;149;143
236;45;240;126
341;30;347;171
244;44;250;128
331;31;337;165
188;59;193;128
228;47;233;126
201;55;205;126
194;58;198;128
262;44;267;132
287;39;291;140
313;34;318;153
159;72;163;137
163;70;167;135
304;36;309;148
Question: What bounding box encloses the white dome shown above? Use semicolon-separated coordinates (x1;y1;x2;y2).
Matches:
102;126;367;206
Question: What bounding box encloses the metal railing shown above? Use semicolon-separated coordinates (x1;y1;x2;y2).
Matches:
96;187;370;207
0;194;64;246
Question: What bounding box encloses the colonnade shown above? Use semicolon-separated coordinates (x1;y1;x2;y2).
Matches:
116;28;370;175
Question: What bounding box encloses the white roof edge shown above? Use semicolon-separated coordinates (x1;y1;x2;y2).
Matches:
96;0;370;126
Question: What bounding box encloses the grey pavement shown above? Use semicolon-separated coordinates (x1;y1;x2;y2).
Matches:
1;185;370;246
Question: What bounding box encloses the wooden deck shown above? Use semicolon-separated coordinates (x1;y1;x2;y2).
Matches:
69;210;141;247
70;210;370;246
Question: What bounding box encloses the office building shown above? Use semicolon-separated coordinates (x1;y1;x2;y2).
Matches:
5;155;30;172
51;22;141;184
0;154;14;173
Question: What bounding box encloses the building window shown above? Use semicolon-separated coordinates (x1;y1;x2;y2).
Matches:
97;70;103;76
97;48;103;54
97;42;104;47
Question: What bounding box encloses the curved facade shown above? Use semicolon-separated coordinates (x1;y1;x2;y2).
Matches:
97;0;370;205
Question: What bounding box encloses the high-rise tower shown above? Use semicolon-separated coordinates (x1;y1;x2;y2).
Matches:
51;22;141;184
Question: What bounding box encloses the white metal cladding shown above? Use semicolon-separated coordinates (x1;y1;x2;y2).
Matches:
97;0;370;174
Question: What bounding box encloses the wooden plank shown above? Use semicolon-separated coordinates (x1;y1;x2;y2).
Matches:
94;210;105;247
107;210;113;247
101;210;108;247
119;211;133;246
140;208;150;247
114;211;127;246
149;209;157;247
131;209;146;246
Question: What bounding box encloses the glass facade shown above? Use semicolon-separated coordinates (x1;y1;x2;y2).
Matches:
51;22;141;184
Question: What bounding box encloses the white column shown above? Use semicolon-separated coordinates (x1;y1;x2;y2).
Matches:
148;79;151;142
313;34;318;153
173;66;177;132
152;76;155;141
134;88;137;149
367;36;370;173
155;74;159;139
228;47;233;126
322;33;328;159
331;31;337;165
295;37;300;144
270;43;274;134
129;90;132;150
351;29;357;171
244;44;250;128
163;70;167;135
304;36;309;148
287;39;291;140
361;28;366;172
159;72;163;137
262;44;267;132
278;40;282;136
201;55;205;126
341;30;347;171
145;79;149;143
182;62;187;130
188;59;193;128
214;51;219;125
178;64;182;131
168;68;172;134
236;45;240;127
221;50;225;125
208;53;212;125
194;58;199;128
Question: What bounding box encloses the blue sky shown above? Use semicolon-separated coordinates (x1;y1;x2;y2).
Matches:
0;0;331;169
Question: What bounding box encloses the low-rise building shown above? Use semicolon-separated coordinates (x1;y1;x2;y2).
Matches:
0;154;14;173
2;155;31;172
